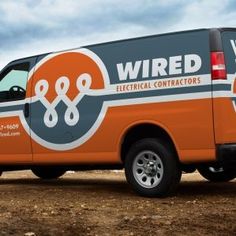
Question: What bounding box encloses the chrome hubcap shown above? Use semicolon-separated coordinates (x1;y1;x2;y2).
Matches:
132;151;164;189
209;167;224;173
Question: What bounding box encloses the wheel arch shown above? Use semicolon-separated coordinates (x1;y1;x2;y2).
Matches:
119;121;180;163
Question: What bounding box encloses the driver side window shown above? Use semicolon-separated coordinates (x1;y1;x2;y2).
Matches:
0;62;30;102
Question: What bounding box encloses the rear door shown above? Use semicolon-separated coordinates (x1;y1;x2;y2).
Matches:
212;29;236;144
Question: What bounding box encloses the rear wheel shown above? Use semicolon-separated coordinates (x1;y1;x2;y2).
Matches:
125;138;181;197
198;165;236;182
31;167;66;180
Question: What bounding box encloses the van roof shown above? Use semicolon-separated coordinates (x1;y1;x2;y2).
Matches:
9;27;236;64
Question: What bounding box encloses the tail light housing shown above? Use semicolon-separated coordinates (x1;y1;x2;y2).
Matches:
211;52;227;80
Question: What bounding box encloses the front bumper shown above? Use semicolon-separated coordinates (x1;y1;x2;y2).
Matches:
217;144;236;165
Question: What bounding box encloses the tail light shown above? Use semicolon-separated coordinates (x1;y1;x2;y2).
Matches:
211;52;227;80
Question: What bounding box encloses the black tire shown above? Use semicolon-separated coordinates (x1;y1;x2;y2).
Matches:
125;138;181;197
198;165;236;182
31;167;66;179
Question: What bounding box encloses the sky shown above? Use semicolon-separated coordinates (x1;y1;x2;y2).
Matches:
0;0;236;69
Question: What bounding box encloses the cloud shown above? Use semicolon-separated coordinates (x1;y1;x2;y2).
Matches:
0;0;236;69
169;0;236;31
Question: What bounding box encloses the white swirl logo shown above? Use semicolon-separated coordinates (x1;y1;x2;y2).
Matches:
35;73;92;128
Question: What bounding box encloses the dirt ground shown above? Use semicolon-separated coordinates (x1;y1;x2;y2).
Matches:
0;170;235;236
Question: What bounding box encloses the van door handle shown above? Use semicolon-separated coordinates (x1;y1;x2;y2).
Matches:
24;103;30;118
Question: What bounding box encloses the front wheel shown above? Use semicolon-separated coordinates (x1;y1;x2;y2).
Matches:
125;138;181;197
32;167;66;180
198;165;236;182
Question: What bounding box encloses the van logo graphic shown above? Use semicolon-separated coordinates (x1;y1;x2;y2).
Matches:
27;49;110;150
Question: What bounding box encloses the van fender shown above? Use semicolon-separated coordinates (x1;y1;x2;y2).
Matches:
118;120;180;162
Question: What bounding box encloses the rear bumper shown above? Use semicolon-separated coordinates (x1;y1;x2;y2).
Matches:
217;144;236;165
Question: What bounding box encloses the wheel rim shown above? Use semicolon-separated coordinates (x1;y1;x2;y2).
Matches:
132;150;164;189
208;167;224;173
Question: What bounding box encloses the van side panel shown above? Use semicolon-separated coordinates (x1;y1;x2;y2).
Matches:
213;31;236;144
28;30;215;164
